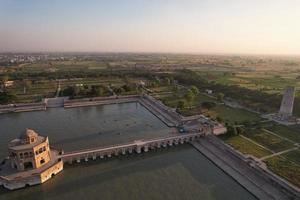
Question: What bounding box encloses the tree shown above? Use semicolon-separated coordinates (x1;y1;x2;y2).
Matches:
190;85;199;96
226;125;238;136
62;86;77;97
22;79;32;94
177;100;186;110
122;84;133;92
236;126;245;135
0;75;9;92
91;85;104;96
172;85;179;98
217;92;224;102
169;77;175;85
184;89;195;108
0;91;17;104
164;77;171;85
154;76;161;85
114;87;125;95
201;101;216;110
216;116;223;123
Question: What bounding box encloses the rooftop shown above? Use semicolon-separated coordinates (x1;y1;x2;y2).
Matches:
8;129;47;151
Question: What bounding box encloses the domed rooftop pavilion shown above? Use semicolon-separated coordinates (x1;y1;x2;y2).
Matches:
0;129;64;190
19;129;38;142
8;129;51;171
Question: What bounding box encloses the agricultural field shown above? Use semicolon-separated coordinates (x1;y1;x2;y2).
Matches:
22;60;109;72
7;80;57;103
265;156;300;188
1;54;300;190
282;149;300;165
155;86;262;125
223;122;300;187
223;135;272;158
205;105;261;125
266;124;300;143
242;129;295;152
221;119;300;188
4;77;144;103
195;70;300;96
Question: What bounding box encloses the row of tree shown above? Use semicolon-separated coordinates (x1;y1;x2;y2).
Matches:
61;83;139;98
173;69;300;116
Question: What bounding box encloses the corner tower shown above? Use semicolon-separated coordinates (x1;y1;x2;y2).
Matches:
8;129;51;171
279;86;295;120
0;129;63;190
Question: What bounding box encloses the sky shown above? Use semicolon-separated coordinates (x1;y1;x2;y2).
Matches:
0;0;300;55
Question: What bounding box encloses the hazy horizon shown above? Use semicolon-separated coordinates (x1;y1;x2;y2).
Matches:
1;0;300;55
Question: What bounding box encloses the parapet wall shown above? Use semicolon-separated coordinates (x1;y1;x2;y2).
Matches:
40;160;63;183
0;174;41;190
64;95;140;108
195;136;300;199
0;160;63;190
0;102;46;114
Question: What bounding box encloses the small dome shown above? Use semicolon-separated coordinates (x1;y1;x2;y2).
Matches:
20;129;38;139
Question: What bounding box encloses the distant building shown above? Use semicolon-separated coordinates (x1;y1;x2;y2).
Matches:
205;89;213;94
212;125;227;135
139;81;146;86
4;81;14;87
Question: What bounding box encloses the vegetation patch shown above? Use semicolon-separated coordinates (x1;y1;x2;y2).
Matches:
282;149;300;165
205;105;261;125
266;125;300;143
223;135;272;158
265;156;300;188
243;129;294;152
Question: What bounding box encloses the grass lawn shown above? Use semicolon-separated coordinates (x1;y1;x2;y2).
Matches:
282;149;300;165
266;124;300;143
4;77;133;103
156;91;215;110
159;91;262;122
205;105;261;125
243;129;295;152
222;135;272;158
150;86;174;93
265;156;300;188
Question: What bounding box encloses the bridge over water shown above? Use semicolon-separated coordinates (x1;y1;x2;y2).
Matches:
59;131;207;164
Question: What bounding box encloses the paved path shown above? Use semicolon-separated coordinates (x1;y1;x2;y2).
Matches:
263;129;298;146
260;147;299;161
60;132;204;160
240;135;274;153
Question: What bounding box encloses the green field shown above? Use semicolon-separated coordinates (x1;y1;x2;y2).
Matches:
266;125;300;143
5;77;139;103
156;90;216;111
223;135;272;158
282;149;300;165
195;70;300;96
23;60;108;71
157;87;262;123
243;129;294;152
206;105;261;125
265;156;300;188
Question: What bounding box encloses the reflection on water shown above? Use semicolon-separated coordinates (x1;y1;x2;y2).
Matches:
0;102;171;156
0;103;256;200
0;146;256;200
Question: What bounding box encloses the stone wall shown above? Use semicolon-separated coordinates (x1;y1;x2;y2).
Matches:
40;160;63;183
